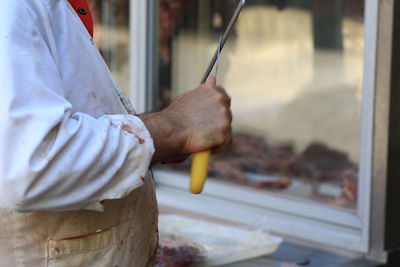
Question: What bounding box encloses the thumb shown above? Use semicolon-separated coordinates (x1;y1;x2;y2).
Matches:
206;75;216;86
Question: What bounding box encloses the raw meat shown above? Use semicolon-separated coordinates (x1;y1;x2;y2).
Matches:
155;238;201;267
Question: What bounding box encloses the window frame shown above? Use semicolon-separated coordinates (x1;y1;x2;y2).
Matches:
130;0;158;114
129;0;392;259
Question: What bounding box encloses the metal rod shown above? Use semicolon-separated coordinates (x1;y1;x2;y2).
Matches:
214;35;222;77
200;0;246;84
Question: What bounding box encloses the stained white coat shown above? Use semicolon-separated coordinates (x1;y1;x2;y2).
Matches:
0;0;155;212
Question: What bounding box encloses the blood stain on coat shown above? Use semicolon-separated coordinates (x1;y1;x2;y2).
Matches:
137;137;145;144
140;176;145;182
121;123;145;144
121;123;134;134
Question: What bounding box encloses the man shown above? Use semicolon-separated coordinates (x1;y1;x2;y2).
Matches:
0;0;232;266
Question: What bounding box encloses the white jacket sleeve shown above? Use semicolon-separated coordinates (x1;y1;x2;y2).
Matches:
0;2;155;211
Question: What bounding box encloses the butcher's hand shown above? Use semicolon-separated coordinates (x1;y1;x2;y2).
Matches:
139;75;232;165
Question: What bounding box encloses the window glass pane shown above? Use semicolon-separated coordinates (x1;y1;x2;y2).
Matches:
157;0;364;210
89;0;130;96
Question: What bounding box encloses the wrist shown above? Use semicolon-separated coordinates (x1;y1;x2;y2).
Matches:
138;111;185;164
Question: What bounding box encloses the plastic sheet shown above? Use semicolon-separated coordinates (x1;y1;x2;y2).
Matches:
159;215;282;266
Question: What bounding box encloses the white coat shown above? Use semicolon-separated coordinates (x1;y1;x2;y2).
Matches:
0;0;158;266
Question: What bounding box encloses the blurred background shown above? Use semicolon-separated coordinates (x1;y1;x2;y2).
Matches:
155;0;364;210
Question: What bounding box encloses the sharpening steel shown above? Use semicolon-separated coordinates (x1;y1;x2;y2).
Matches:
190;0;246;194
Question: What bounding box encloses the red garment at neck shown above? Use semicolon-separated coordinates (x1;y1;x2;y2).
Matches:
67;0;94;37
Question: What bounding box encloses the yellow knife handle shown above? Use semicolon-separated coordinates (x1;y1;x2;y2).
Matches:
190;150;211;194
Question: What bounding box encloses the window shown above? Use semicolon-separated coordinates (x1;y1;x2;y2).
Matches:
88;0;131;97
156;0;365;211
151;0;379;254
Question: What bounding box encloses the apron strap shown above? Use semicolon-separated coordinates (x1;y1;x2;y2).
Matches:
67;0;94;37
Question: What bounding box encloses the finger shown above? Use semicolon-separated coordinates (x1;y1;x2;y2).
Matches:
212;135;233;155
227;108;233;124
206;75;216;85
215;86;231;107
212;125;232;155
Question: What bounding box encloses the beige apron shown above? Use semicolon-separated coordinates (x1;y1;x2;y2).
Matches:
0;173;158;266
